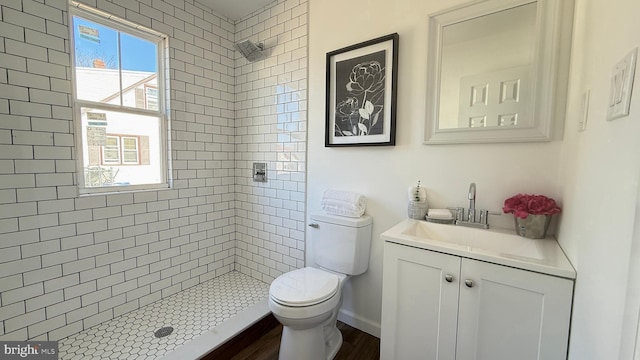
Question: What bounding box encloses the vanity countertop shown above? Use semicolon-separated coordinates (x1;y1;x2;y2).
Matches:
380;219;576;279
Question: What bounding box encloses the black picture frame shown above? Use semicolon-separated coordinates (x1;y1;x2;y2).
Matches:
325;33;398;147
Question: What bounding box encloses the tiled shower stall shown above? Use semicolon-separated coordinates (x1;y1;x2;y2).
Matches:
0;0;307;347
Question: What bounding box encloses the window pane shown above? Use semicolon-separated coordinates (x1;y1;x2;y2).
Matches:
122;137;139;164
105;137;118;146
145;87;159;111
73;16;121;105
72;7;167;192
120;33;159;110
102;136;120;164
120;33;157;72
81;107;162;187
123;151;138;163
123;137;137;150
103;150;120;163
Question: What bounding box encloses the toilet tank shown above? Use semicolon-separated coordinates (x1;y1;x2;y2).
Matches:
309;213;373;275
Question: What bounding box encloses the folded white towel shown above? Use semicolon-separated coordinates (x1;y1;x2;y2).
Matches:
427;208;453;220
321;190;366;218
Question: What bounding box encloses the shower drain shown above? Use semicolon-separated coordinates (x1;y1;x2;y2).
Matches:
154;326;174;338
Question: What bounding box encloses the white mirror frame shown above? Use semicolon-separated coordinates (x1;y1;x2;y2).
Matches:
424;0;573;144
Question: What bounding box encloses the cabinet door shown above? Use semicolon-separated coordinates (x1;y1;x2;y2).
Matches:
456;258;574;360
380;242;461;360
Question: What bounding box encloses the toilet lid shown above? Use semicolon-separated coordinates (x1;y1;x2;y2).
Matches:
270;267;340;307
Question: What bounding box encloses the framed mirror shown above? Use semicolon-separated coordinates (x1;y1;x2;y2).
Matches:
424;0;572;144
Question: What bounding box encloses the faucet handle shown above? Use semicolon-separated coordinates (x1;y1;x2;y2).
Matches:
479;209;502;225
479;210;488;225
447;207;465;221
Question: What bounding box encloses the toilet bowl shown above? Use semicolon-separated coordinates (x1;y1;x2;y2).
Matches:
268;267;347;360
269;213;373;360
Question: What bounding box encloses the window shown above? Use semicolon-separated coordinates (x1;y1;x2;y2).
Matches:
70;3;169;193
92;134;147;166
102;136;120;164
122;137;139;164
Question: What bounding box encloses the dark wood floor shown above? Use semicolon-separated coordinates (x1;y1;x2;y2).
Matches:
203;314;380;360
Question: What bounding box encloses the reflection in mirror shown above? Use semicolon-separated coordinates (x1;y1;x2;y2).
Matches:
424;0;573;144
438;3;537;129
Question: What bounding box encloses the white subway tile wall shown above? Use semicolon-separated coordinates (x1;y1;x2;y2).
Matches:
234;0;308;283
0;0;308;341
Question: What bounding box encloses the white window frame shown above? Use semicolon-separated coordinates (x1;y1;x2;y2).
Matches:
69;3;170;194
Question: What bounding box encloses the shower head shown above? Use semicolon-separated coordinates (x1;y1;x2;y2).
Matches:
234;40;267;62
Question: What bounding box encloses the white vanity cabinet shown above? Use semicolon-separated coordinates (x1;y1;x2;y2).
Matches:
380;241;574;360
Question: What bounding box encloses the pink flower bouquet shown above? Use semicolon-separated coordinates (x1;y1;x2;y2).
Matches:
503;194;561;219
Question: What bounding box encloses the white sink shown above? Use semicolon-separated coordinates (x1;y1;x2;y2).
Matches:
381;219;575;278
402;220;545;260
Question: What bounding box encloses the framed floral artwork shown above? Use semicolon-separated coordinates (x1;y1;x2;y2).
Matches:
325;33;399;147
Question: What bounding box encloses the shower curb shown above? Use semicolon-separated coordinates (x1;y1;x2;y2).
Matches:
160;298;271;360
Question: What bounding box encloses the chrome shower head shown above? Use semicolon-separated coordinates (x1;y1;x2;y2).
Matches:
234;40;267;62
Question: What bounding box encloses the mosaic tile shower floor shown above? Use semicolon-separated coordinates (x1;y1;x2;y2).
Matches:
58;271;269;359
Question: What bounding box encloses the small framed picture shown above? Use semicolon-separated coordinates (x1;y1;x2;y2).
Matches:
325;33;398;147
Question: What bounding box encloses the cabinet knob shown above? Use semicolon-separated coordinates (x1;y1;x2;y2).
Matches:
308;223;319;228
465;279;474;288
444;274;454;283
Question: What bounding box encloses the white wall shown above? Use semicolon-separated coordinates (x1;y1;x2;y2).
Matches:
308;0;565;336
309;0;640;357
557;0;640;358
619;181;640;359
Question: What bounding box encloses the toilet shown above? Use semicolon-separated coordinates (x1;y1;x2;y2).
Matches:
268;213;373;360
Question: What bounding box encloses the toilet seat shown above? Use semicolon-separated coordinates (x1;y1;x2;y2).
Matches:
270;267;340;307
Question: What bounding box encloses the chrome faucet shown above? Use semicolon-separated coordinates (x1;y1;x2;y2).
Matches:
467;182;476;222
452;182;492;229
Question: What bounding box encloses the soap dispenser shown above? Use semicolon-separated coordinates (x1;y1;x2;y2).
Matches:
407;181;428;220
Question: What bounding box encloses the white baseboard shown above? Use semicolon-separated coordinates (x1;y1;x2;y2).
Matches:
337;308;381;338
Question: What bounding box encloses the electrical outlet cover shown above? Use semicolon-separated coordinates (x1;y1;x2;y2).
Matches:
607;47;637;121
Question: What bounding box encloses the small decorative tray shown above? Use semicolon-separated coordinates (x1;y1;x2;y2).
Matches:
425;216;455;225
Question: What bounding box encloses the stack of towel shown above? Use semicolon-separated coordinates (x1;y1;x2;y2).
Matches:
321;189;366;218
427;208;454;221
